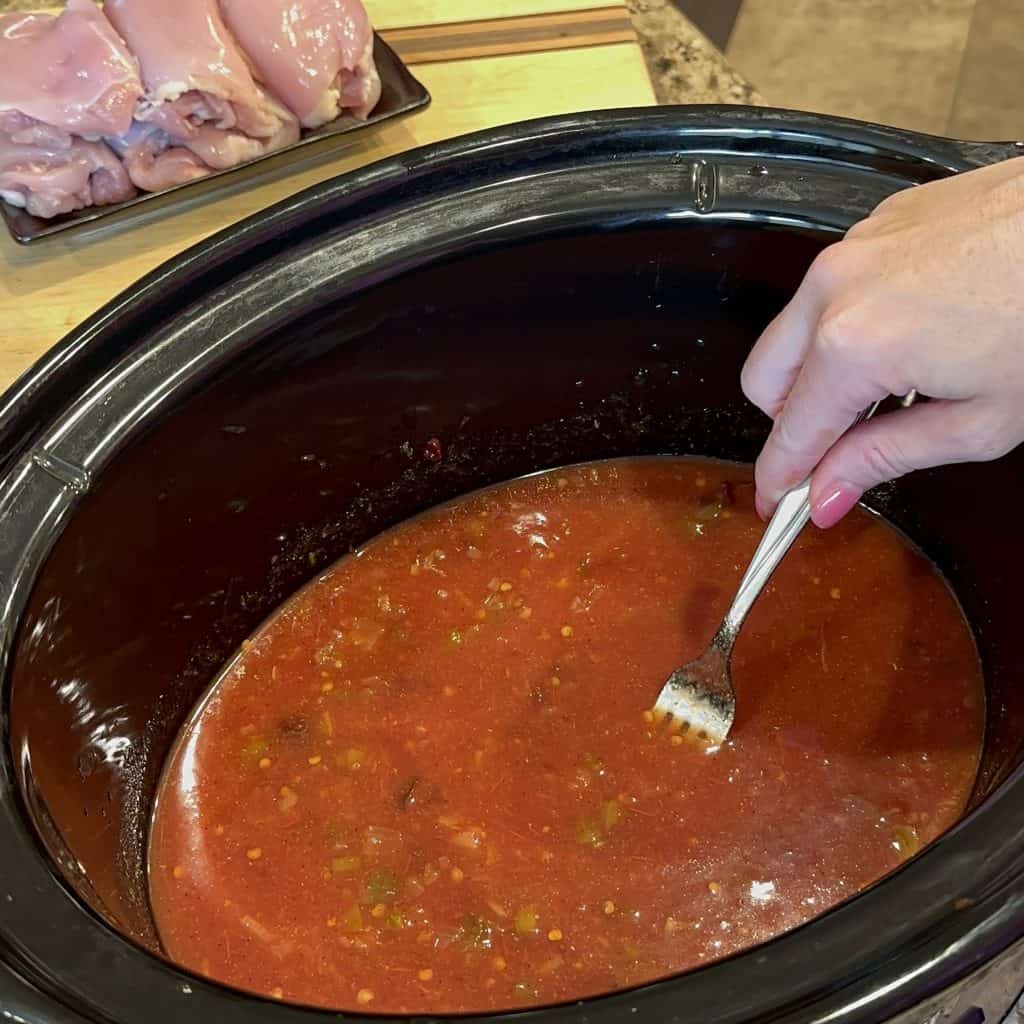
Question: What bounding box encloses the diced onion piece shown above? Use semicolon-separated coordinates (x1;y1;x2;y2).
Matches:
514;905;539;935
331;855;361;874
451;828;485;850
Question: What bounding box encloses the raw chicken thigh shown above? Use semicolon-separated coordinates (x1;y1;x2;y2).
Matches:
0;114;136;218
0;0;140;139
219;0;382;127
105;0;299;188
0;0;388;219
0;0;139;216
106;121;209;193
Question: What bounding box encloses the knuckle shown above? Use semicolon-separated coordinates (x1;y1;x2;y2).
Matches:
739;358;759;403
807;237;867;290
868;195;898;221
806;243;848;290
860;435;911;483
869;185;913;219
740;360;780;417
844;217;877;241
815;305;870;367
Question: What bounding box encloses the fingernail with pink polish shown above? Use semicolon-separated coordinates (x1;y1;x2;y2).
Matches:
811;482;861;529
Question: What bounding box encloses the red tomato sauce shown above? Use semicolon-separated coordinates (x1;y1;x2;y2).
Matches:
149;458;984;1014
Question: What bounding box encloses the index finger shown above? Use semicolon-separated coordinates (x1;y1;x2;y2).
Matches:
753;321;886;513
741;258;831;419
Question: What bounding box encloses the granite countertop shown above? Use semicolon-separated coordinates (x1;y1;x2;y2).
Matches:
0;0;762;107
626;0;763;106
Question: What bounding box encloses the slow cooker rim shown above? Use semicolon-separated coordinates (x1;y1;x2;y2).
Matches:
2;103;1021;476
3;106;1024;1024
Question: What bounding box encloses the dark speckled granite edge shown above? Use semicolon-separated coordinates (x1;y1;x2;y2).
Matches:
626;0;763;105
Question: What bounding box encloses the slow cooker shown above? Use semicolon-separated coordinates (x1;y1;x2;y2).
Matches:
2;106;1024;1024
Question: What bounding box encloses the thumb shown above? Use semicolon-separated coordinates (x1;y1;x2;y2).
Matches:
807;400;989;528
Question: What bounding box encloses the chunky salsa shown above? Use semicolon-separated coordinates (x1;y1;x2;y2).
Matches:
149;458;984;1013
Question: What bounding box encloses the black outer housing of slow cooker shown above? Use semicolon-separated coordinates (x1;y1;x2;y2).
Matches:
2;107;1024;1024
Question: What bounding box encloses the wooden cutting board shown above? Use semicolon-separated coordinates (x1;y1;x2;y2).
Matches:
0;0;655;392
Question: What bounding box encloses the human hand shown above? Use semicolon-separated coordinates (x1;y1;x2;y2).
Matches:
740;156;1024;527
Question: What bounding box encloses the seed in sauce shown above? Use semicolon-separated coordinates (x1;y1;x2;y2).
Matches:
149;458;983;1016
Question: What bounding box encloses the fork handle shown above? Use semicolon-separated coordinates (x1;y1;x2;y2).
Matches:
718;393;914;642
719;477;814;641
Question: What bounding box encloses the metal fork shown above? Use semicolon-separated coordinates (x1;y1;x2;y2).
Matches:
652;392;916;746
